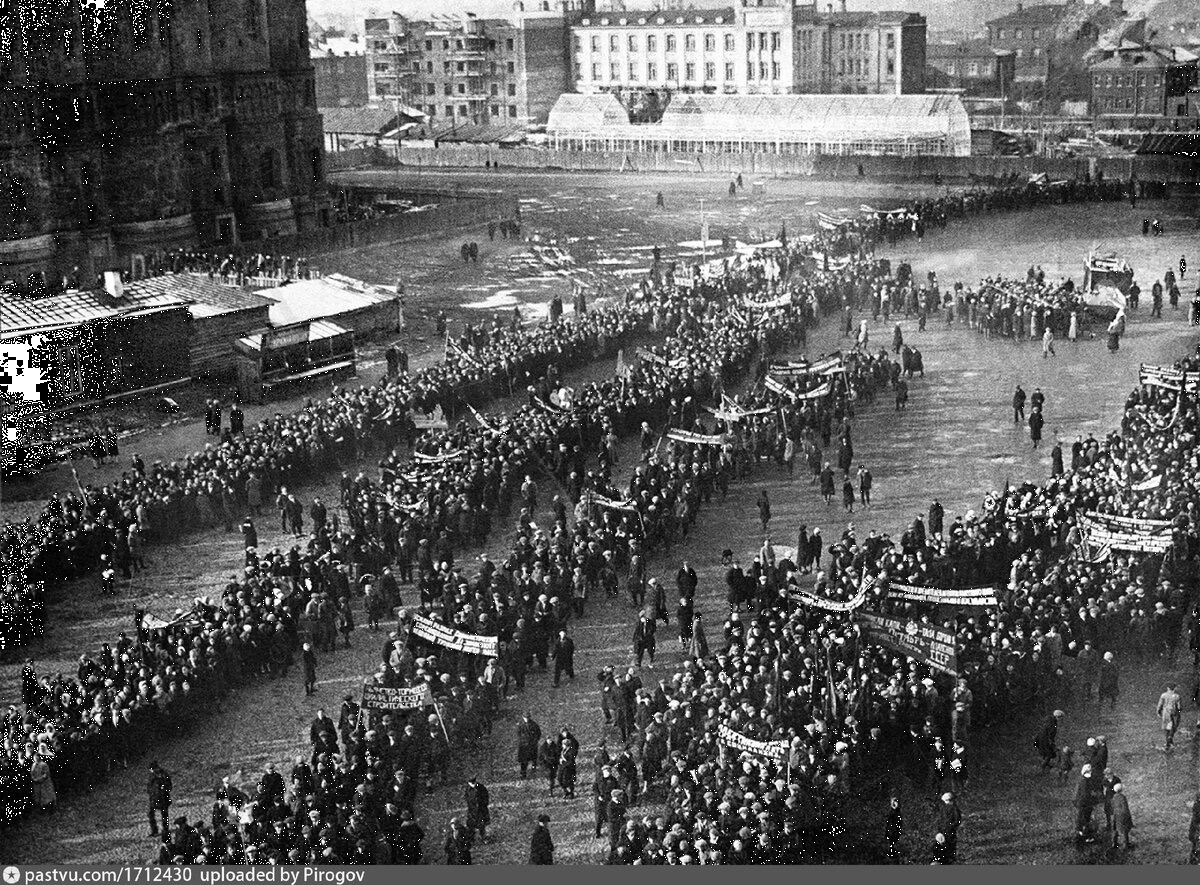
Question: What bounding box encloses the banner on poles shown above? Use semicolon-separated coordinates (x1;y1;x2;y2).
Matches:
1078;516;1173;554
666;429;726;446
856;611;958;677
789;583;868;613
765;376;831;401
412;449;465;464
1131;474;1163;492
361;683;434;711
887;584;998;608
141;609;205;631
465;403;497;433
1082;511;1173;529
587;492;639;513
742;294;792;310
717;724;789;764
1139;364;1200;392
411;615;499;657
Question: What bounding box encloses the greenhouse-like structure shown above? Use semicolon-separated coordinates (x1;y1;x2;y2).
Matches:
545;93;973;157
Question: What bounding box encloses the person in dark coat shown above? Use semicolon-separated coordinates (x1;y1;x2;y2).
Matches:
1029;406;1044;449
552;630;575;686
394;810;424;864
936;792;962;862
633;613;656;667
20;657;38;709
302;642;317;695
517;713;541;778
147;761;172;836
445;818;472;864
464;777;490;843
530;814;554;864
538;735;561;795
884;796;903;862
1075;764;1101;842
1104;781;1132;844
1096;651;1119;708
1035;710;1064;769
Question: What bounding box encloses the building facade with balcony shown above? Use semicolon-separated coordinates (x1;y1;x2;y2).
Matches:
364;6;570;127
0;0;330;289
569;0;926;97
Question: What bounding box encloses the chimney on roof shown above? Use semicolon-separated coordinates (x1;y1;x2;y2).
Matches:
839;0;846;11
827;3;833;12
1016;2;1022;10
103;271;124;300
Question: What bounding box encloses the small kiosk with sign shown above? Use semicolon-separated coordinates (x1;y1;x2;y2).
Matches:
234;320;356;403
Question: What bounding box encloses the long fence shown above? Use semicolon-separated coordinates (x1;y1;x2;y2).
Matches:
338;143;1195;185
251;192;518;258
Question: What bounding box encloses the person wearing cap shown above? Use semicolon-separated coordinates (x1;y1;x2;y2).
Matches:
884;796;903;862
517;712;542;778
606;789;628;852
444;817;472;864
593;764;619;838
530;813;554;864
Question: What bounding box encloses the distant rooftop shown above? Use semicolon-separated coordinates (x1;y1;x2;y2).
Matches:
986;3;1069;28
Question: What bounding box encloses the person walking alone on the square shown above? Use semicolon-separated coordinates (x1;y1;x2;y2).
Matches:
1157;682;1183;751
302;642;318;696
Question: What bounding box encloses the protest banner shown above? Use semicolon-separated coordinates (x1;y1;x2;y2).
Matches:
765;376;831;401
887;584;998;608
1139;364;1200;392
411;614;499;657
587;492;639;513
412;449;466;464
141;608;205;631
1078;515;1173;554
856;611;958;677
361;683;434;712
666;429;726;447
789;584;868;613
717;724;789;764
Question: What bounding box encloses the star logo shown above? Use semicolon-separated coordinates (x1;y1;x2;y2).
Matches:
3;866;21;884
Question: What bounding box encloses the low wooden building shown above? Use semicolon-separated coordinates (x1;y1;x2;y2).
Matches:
0;286;193;409
123;274;274;379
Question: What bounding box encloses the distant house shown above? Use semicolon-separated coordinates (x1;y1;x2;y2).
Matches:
319;106;426;153
1089;44;1199;130
1;279;192;443
927;41;1016;96
985;2;1070;84
312;37;370;108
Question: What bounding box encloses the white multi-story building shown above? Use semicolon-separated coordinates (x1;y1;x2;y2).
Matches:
569;0;926;97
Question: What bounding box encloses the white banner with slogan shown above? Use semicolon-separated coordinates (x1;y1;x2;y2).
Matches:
411;615;499;657
666;429;726;447
717;724;789;764
888;584;998;608
361;683;434;711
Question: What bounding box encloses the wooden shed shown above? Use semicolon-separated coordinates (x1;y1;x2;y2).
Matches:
123;275;274;379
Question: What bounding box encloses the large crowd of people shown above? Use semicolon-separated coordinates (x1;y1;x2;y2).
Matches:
4;173;1180;866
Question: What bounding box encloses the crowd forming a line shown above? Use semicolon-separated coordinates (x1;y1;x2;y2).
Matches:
8;174;1176;865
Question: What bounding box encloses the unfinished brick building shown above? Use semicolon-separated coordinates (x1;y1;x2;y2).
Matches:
0;0;331;286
